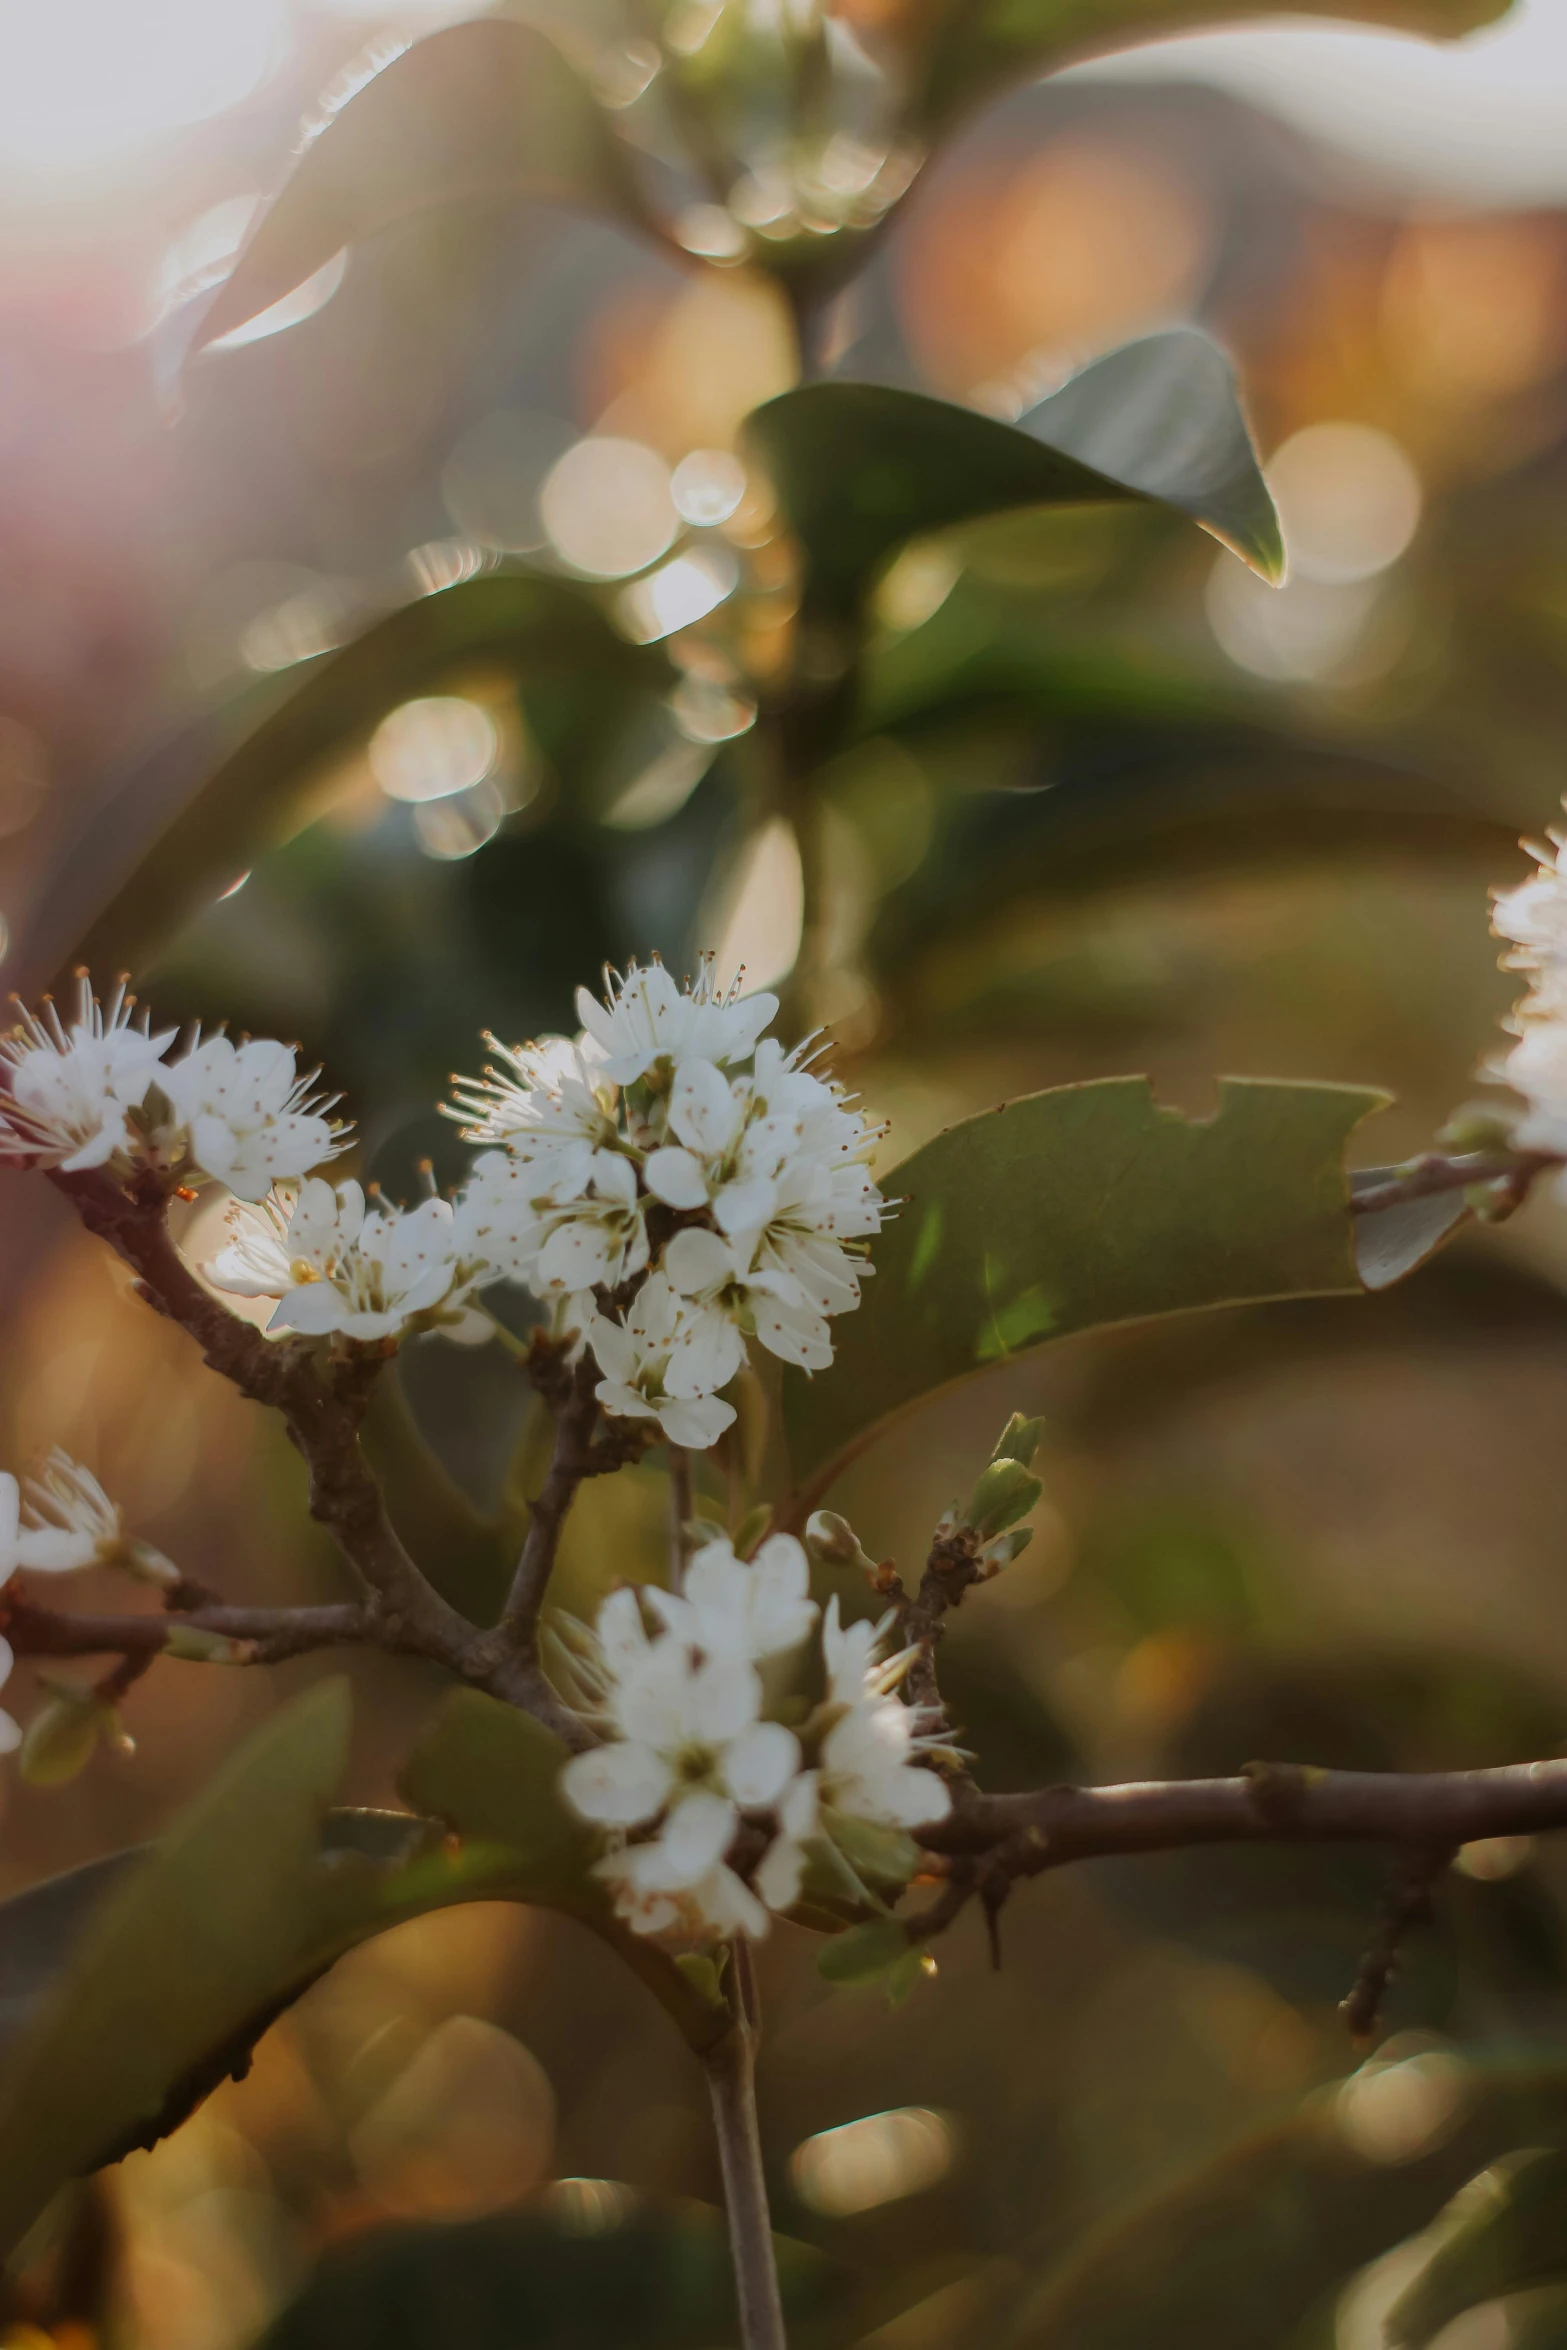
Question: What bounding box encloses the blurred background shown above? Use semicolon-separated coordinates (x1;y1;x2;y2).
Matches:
12;1;1567;2345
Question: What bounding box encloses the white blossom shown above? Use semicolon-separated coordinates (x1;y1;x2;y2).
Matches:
647;1530;817;1664
576;956;776;1087
0;974;174;1175
1489;818;1567;1158
560;1625;798;1940
206;1178;496;1345
816;1597;952;1831
446;1034;619;1203
588;1274;736;1449
158;1034;345;1201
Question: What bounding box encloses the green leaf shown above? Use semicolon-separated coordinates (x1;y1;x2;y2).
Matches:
911;0;1511;138
359;1366;521;1627
816;1916;915;1985
193;19;649;353
30;574;663;988
745;333;1278;625
1388;2147;1567;2349
398;1687;735;2052
783;1076;1391;1504
0;1680;353;2261
1010;2062;1567;2350
255;2202;847;2350
0;1683;735;2260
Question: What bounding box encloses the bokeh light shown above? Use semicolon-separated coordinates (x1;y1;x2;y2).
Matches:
712;817;805;992
441;409;577;555
368;697;500;805
1268;423;1423;583
618;547;739;644
540;438;678;579
1206;562;1386;685
789;2108;958;2218
412;775;508;860
205;250;348;353
1335;2046;1468;2164
671;449;748;527
346;2015;554;2219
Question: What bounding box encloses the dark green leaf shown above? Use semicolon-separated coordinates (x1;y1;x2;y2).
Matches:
398;1687;734;2050
255;2203;847;2350
0;1681;353;2260
0;1683;732;2259
1011;2062;1567;2350
912;0;1511;139
1388;2147;1567;2349
30;574;664;989
194;20;649;353
783;1076;1391;1505
816;1917;914;1985
745;338;1278;624
359;1366;521;1627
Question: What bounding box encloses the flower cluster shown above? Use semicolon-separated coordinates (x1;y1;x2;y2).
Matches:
451;958;888;1447
1492;810;1567;1154
6;960;888;1447
557;1532;951;1944
206;1177;497;1346
0;974;345;1201
0;1452;155;1754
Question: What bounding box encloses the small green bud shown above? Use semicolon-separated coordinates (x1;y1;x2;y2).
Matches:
805;1511;878;1574
962;1458;1042;1539
979;1525;1033;1576
990;1412;1046;1470
1435;1101;1519;1154
124;1539;181;1590
731;1503;775;1559
163;1624;252;1664
682;1516;728;1552
19;1688;107;1788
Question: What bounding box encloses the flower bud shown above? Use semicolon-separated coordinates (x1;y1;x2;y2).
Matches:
805;1511;878;1574
123;1539;181;1590
19;1685;108;1787
731;1503;774;1559
979;1526;1033;1576
1435;1101;1520;1154
989;1412;1046;1470
163;1624;253;1665
962;1458;1042;1539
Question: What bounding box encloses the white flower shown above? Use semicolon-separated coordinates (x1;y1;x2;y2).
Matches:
0;1454;155;1577
753;1770;820;1914
1497;1017;1567;1155
560;1624;799;1940
446;1033;619;1203
816;1597;951;1831
648;1530;817;1664
588;1273;736;1449
206;1178;496;1345
532;1153;649;1293
643;1058;797;1235
595;1839;768;1942
158;1034;345;1202
576;956;776;1088
0;974;175;1175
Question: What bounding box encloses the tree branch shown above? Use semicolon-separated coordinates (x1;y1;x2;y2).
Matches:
921;1757;1567;1876
49;1172;597;1745
4;1595;371;1667
1349;1148;1554;1216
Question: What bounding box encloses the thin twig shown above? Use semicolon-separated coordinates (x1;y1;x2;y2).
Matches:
5;1597;373;1667
704;1941;787;2350
499;1381;601;1638
668;1444;693;1596
1340;1843;1456;2041
1349;1149;1553;1217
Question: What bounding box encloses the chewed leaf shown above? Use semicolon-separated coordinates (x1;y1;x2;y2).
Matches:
193;20;646;354
783;1076;1404;1505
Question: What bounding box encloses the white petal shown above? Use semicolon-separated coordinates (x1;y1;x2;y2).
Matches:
723;1720;800;1807
714;1177;778;1238
657;1392;736;1449
559;1740;671;1827
663;1226;734;1296
15;1527;99;1573
644;1148;709;1211
660;1789;737;1883
271;1283;350;1336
